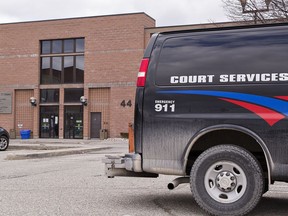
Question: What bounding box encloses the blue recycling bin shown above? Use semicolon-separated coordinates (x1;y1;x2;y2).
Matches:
20;130;31;139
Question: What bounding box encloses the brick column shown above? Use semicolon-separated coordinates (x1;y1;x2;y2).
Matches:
83;87;90;139
33;88;39;138
59;88;64;139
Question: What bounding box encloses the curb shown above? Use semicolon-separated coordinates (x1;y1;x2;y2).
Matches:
5;147;111;160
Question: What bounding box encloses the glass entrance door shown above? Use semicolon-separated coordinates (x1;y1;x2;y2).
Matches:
64;106;83;139
40;106;59;138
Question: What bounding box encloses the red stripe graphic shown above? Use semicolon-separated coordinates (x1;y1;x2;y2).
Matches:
220;98;285;126
275;96;288;101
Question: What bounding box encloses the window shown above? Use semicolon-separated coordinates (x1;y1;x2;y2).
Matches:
64;56;74;83
155;29;288;86
76;38;85;53
40;89;59;103
41;57;51;84
41;38;84;55
64;39;74;53
52;57;62;83
52;40;62;54
64;88;84;103
76;56;84;83
40;38;85;84
41;41;51;54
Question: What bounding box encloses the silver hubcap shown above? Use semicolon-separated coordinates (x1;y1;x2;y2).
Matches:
216;171;237;192
204;161;247;203
0;138;7;149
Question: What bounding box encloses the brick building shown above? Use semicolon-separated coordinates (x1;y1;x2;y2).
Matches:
0;13;155;139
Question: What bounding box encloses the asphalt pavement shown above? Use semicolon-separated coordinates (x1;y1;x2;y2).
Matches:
4;138;128;160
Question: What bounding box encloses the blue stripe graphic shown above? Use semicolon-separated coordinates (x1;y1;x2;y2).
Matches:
157;90;288;116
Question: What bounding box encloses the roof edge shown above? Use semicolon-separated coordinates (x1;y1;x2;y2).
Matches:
0;12;155;26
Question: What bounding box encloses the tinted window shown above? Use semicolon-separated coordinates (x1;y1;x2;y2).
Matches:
76;56;84;83
41;57;51;84
64;56;74;83
64;39;74;53
52;57;62;83
41;38;84;54
40;89;59;103
41;57;50;69
40;38;85;84
64;88;84;103
155;28;288;86
76;38;84;53
52;40;62;54
41;41;51;54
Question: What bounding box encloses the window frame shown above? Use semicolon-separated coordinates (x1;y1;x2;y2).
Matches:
40;38;85;85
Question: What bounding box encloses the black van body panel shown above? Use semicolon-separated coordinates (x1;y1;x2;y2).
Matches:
136;23;288;181
144;33;159;58
134;88;144;153
134;34;159;153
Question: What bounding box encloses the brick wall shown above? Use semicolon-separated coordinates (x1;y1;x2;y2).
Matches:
15;90;34;137
110;86;135;137
0;13;155;138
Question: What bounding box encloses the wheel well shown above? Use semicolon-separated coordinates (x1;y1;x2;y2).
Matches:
0;134;9;142
0;134;7;139
185;129;268;179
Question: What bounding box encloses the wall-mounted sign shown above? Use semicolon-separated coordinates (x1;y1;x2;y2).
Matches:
0;92;12;114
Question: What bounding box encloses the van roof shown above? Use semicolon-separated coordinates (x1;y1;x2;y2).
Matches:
157;22;288;36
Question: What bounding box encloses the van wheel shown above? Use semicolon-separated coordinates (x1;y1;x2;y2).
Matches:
190;145;263;216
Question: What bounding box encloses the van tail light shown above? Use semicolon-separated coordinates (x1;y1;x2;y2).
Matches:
137;58;149;87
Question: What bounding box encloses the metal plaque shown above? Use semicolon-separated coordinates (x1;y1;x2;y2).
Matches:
0;92;12;114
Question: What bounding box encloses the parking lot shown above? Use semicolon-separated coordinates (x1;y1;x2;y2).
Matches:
1;139;288;215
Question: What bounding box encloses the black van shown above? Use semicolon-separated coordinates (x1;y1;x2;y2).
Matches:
104;22;288;216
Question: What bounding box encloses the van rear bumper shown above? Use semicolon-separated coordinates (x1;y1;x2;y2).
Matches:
102;153;158;178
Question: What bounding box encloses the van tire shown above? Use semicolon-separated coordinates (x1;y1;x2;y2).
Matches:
190;145;263;216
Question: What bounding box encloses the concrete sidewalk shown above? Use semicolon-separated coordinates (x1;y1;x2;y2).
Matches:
5;138;128;160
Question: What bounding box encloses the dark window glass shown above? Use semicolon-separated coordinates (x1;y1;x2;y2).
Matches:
64;105;83;139
64;56;74;83
76;56;84;83
40;106;59;138
64;39;74;53
52;40;62;54
40;38;85;84
76;38;84;53
52;57;62;84
156;28;288;86
64;88;84;103
40;89;59;103
42;57;50;69
41;57;51;84
41;41;51;54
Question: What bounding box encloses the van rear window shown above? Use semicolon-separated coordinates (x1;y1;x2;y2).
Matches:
155;28;288;86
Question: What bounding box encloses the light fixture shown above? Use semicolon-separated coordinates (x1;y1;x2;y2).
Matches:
80;96;88;106
30;97;37;106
